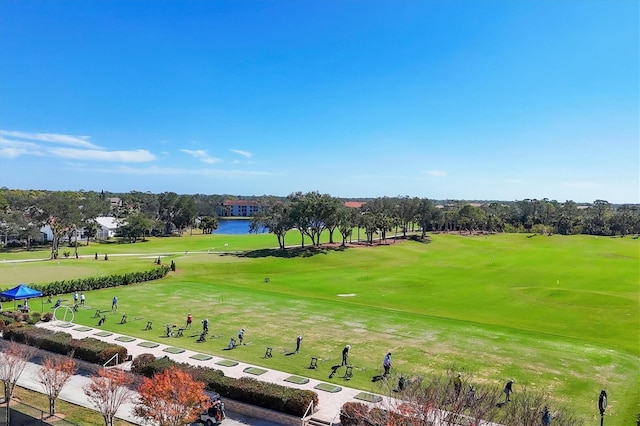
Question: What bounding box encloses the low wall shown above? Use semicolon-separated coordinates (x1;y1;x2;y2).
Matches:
222;398;303;426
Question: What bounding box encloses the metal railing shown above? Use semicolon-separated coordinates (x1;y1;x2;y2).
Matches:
103;352;118;369
301;400;314;426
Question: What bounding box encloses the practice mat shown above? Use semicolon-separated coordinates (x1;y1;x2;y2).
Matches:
314;383;342;393
190;354;213;361
163;347;185;354
354;392;383;403
137;341;160;348
57;323;74;328
73;326;92;332
115;336;136;343
93;331;113;337
243;367;267;376
215;359;239;367
284;376;310;385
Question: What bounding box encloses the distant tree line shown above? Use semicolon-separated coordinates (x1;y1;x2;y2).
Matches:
249;193;640;249
0;188;638;255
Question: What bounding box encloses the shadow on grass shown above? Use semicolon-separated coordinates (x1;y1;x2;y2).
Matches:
236;246;348;259
408;235;432;244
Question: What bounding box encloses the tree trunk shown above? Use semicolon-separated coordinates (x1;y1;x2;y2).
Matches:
49;397;55;415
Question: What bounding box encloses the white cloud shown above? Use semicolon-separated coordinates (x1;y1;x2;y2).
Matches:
180;149;221;164
49;148;156;162
230;149;253;159
0;130;99;148
0;148;29;158
425;170;446;177
92;165;282;178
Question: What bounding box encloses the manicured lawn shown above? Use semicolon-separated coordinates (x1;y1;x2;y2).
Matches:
2;233;638;424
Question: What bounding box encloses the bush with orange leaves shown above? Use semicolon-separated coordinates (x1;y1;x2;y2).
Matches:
134;366;210;426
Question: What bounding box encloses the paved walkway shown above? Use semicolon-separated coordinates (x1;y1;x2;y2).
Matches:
15;359;282;426
34;320;387;425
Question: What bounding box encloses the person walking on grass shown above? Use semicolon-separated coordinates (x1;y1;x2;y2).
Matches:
74;292;79;305
238;328;245;345
111;296;118;311
80;293;85;306
453;372;463;398
295;335;303;353
342;345;351;366
503;379;514;402
186;313;193;329
383;352;392;377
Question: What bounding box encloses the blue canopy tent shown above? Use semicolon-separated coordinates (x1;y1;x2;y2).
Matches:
0;284;43;312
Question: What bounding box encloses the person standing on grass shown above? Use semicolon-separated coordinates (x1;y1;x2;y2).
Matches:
112;296;118;311
503;379;514;402
453;372;463;398
542;405;551;425
186;313;193;329
342;345;351;366
238;328;245;344
295;335;303;353
383;352;392;377
80;293;85;306
74;292;79;305
202;318;209;334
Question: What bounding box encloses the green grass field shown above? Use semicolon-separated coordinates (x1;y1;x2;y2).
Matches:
1;232;638;425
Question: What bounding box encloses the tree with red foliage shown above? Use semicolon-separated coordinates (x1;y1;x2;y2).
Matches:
134;367;210;426
37;356;77;415
0;342;33;425
83;368;134;426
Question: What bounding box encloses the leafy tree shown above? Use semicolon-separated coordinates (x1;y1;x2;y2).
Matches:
37;356;76;415
199;216;219;234
395;196;420;237
456;204;486;232
250;198;292;249
174;195;198;232
415;198;437;238
35;192;83;259
584;200;612;235
555;200;582;235
0;342;33;425
83;368;134;426
610;204;639;236
134;367;209;426
336;205;358;246
288;191;337;246
158;192;180;234
119;213;155;242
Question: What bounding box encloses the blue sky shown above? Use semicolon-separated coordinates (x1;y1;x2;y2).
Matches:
0;1;638;203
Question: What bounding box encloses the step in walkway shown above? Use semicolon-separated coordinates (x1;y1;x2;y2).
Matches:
36;321;388;425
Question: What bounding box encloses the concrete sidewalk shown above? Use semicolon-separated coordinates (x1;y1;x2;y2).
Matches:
35;320;386;425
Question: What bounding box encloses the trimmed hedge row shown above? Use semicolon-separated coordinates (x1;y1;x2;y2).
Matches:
2;325;128;365
0;266;170;297
133;355;318;417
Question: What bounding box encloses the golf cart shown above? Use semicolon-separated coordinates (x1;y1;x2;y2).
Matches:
199;392;226;425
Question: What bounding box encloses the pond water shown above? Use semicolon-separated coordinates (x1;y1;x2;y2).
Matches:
213;219;266;234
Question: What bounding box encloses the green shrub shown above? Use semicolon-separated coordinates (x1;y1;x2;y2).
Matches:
131;353;157;374
1;266;171;297
2;326;127;364
27;312;41;325
41;312;53;322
